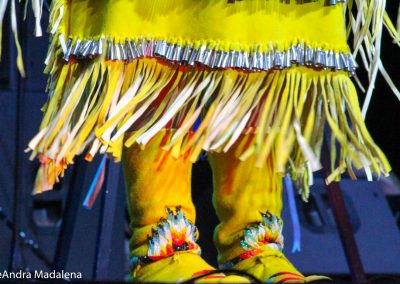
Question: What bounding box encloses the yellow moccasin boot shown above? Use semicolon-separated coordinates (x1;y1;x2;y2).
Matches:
123;130;250;283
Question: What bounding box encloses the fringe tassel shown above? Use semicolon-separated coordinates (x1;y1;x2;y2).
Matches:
347;0;400;117
397;2;400;37
0;1;8;59
27;58;391;197
0;0;65;76
0;0;46;76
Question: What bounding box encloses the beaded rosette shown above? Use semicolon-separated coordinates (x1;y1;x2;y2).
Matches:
130;207;201;268
221;211;284;268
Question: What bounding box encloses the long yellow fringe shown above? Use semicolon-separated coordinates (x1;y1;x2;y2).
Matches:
346;0;400;116
0;0;396;198
0;0;44;77
27;57;391;199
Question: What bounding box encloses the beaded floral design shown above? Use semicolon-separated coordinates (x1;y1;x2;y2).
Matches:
240;211;284;252
130;206;200;267
222;211;284;268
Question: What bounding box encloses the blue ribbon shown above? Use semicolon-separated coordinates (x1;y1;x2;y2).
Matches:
82;155;106;209
284;174;301;253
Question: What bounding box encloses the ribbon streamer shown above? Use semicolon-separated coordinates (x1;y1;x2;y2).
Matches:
284;174;301;253
83;155;106;209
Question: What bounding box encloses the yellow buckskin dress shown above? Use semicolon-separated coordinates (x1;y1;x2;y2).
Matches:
1;0;399;282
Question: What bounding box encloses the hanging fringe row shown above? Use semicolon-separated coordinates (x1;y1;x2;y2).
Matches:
24;0;396;197
347;0;400;117
0;0;44;77
0;0;396;198
27;57;391;199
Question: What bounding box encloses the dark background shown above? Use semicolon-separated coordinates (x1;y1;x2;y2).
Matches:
0;2;399;282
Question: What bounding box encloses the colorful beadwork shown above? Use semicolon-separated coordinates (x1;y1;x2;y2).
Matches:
265;272;306;283
221;211;284;268
130;206;201;268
